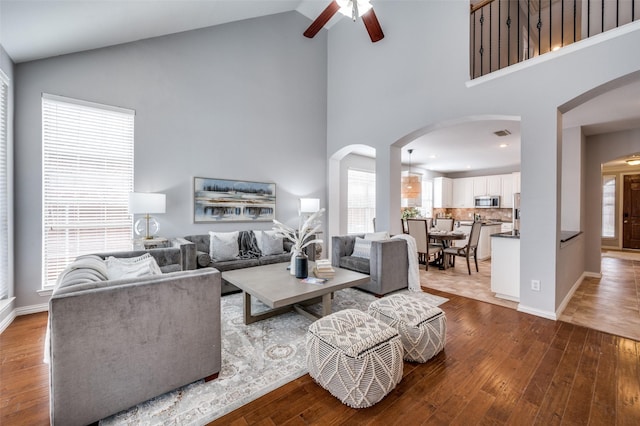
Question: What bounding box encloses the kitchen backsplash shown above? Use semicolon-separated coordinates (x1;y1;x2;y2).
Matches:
432;208;513;222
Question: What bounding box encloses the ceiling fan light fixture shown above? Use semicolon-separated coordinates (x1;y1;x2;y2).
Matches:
336;0;372;19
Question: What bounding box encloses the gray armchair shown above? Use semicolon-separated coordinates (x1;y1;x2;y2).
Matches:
331;234;408;296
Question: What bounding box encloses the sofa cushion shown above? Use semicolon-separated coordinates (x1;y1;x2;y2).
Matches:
339;256;370;275
160;264;182;273
211;258;260;271
256;230;284;256
352;237;372;259
196;250;212;268
105;253;163;280
259;252;292;266
209;231;240;261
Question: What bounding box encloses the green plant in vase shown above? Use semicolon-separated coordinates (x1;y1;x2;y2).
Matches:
401;207;420;219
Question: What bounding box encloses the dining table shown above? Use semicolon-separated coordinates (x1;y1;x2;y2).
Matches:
429;230;466;270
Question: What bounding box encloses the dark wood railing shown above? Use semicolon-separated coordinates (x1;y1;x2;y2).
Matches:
470;0;639;79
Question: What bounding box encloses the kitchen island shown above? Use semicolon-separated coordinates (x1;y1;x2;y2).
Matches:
491;231;520;301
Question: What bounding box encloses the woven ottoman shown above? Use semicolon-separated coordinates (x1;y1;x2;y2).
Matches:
306;309;404;408
368;294;446;363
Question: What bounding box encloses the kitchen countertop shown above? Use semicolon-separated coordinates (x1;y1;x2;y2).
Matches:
492;231;520;239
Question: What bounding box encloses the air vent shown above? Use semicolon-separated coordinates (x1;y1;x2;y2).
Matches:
494;129;511;137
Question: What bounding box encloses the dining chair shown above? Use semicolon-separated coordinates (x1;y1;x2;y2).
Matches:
443;221;481;274
406;219;442;270
401;219;408;234
434;218;454;232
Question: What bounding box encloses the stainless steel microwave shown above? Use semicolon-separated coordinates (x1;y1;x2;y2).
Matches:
474;195;500;208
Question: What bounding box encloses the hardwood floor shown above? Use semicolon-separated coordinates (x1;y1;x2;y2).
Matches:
2;256;640;425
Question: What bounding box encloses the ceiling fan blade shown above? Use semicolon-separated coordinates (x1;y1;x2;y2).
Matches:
362;8;384;42
304;1;341;38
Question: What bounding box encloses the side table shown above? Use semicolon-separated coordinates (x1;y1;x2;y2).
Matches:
132;237;170;250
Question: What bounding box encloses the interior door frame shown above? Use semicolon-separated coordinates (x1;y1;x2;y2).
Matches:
620;172;640;249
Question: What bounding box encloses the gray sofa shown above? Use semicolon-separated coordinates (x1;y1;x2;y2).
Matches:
331;234;409;296
48;248;221;426
185;231;316;295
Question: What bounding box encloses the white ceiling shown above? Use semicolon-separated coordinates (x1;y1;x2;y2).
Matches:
2;0;639;173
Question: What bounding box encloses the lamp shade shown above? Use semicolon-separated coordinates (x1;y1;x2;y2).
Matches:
128;192;166;214
299;198;320;214
401;174;422;200
337;0;373;17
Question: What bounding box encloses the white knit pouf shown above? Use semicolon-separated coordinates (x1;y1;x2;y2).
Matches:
368;294;446;363
306;309;404;408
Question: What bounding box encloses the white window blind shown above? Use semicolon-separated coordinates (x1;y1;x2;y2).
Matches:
0;74;8;300
42;94;134;288
347;169;376;234
602;175;616;238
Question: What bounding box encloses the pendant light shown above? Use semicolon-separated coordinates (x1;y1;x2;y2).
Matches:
401;149;422;200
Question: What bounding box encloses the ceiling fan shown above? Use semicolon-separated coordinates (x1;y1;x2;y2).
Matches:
303;0;384;43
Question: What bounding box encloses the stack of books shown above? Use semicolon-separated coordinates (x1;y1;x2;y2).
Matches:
313;259;335;279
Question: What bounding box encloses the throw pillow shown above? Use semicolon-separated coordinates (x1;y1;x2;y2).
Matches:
260;230;284;256
364;231;390;241
105;253;163;280
209;231;240;262
352;237;372;259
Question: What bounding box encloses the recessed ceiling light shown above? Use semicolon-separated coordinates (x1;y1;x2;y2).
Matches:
466;165;471;169
429;154;437;159
499;143;508;148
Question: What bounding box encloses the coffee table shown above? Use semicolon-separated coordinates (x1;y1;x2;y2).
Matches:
221;262;370;324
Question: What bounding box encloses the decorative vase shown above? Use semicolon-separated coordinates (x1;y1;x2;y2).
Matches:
295;252;308;279
290;250;300;275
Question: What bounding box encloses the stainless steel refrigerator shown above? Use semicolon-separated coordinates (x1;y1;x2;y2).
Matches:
513;192;521;233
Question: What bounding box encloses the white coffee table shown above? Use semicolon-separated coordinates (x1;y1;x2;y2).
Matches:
221;262;369;324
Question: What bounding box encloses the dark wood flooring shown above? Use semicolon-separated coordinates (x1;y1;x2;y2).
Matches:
1;289;639;425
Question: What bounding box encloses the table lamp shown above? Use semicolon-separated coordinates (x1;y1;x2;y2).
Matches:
128;192;166;239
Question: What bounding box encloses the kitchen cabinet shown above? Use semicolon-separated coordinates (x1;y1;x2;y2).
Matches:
477;224;502;260
473;175;502;197
513;172;521;193
433;177;453;208
491;234;520;301
472;176;487;196
452;178;473;208
501;174;514;208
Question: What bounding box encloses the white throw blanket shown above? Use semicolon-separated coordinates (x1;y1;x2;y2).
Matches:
392;234;421;292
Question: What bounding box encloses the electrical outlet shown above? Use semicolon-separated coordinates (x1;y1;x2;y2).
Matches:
531;280;540;291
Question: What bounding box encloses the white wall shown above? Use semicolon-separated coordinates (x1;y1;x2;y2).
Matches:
562;127;583;232
326;0;640;316
13;12;328;308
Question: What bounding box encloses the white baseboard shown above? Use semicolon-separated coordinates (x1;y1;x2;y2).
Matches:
0;302;49;334
0;297;17;334
16;303;49;316
517;304;557;320
555;273;587;318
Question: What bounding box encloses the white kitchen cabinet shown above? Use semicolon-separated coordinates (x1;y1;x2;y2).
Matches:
512;172;521;193
433;177;453;208
501;174;514;208
452;177;473;208
472;176;487;196
476;224;502;260
487;175;502;195
491;235;520;301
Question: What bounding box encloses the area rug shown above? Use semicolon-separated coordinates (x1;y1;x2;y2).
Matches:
100;288;448;425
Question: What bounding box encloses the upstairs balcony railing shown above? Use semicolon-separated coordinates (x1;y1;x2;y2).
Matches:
470;0;639;79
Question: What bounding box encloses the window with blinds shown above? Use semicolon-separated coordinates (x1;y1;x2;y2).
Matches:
0;74;8;300
602;175;616;238
42;94;134;288
347;168;376;234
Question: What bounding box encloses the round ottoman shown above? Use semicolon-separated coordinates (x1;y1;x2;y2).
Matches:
368;294;446;363
305;309;404;408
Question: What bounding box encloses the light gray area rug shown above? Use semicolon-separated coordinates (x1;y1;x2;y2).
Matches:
100;288;448;426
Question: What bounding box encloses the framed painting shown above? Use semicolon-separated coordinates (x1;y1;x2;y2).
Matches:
193;177;276;223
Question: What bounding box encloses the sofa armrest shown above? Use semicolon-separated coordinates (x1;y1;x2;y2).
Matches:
49;268;222;426
369;238;409;287
172;237;196;270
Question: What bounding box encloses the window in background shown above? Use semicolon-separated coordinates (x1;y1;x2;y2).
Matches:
0;72;8;300
347;169;376;234
420;178;433;218
602;175;616;238
42;94;134;288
